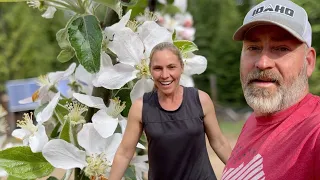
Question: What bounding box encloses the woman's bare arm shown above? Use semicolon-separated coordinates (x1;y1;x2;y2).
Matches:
109;98;144;180
199;90;232;164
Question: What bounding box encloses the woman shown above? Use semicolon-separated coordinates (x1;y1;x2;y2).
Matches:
109;42;231;180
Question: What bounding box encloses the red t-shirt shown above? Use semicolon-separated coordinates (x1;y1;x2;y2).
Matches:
223;94;320;180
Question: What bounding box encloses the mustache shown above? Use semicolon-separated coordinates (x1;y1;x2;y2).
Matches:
245;69;282;85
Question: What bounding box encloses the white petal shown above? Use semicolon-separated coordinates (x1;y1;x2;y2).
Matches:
48;63;76;83
18;97;33;104
104;133;122;163
63;62;77;78
78;123;109;154
183;54;207;75
41;6;56;19
75;65;93;86
131;155;148;164
98;63;137;89
136;142;146;149
43;139;87;169
118;119;127;134
0;168;7;177
100;51;113;70
180;74;194;87
73;93;106;110
12;129;30;141
36;92;60;123
137;21;172;56
29;124;48;153
108;28;144;66
174;0;187;12
92;110;118;138
130;78;154;102
104;10;132;41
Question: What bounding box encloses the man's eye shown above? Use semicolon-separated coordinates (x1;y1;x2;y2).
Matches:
273;47;290;52
247;46;261;51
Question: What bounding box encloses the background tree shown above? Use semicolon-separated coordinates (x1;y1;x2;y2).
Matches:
0;3;70;91
189;0;247;107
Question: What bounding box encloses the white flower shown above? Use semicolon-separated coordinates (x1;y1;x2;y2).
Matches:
12;93;60;153
104;9;132;42
98;21;172;102
64;101;88;125
75;52;113;89
130;155;149;180
27;0;57;19
73;93;125;138
41;6;57;19
179;52;207;87
19;63;76;105
42;124;122;179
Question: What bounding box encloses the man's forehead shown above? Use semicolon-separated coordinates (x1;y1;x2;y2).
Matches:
243;25;299;42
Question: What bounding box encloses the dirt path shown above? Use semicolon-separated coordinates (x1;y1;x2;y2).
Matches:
207;136;237;179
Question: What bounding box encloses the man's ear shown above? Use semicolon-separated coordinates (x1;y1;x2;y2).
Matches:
306;47;316;77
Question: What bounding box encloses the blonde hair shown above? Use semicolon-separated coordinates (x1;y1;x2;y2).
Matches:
149;42;184;68
149;42;184;90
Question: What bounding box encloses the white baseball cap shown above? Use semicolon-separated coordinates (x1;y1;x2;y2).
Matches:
233;0;312;47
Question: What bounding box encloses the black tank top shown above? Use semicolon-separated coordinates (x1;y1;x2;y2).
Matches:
142;86;217;180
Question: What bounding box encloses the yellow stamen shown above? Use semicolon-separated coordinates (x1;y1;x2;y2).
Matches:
16;113;37;133
135;59;151;79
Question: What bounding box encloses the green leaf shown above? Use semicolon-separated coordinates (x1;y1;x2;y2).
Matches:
34;103;48;117
120;0;138;6
56;15;79;50
57;48;75;63
68;15;102;73
56;28;70;50
0;146;54;179
124;166;136;180
54;100;70;124
162;4;181;15
140;132;147;143
59;118;72;143
173;40;198;54
7;176;30;180
91;0;122;17
172;29;177;41
50;122;61;138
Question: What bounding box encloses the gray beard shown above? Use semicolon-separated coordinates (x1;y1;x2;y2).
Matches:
242;62;308;115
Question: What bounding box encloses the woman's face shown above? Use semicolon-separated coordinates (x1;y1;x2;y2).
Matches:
150;49;183;94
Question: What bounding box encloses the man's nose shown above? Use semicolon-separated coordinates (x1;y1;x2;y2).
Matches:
255;51;275;70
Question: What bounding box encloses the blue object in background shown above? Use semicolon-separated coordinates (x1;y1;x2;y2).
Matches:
5;78;70;112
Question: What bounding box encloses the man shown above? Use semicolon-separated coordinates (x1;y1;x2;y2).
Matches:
222;0;320;179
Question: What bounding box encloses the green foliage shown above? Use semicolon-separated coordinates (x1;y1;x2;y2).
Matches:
0;146;54;179
68;15;102;73
173;40;198;54
189;0;247;107
0;3;71;92
295;0;320;96
7;176;30;180
124;166;136;180
59;118;72;143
